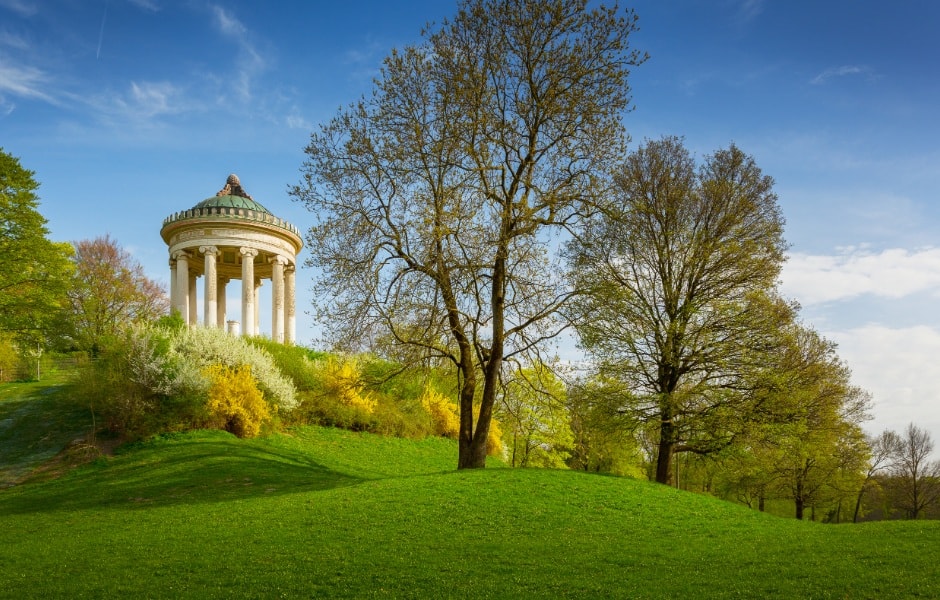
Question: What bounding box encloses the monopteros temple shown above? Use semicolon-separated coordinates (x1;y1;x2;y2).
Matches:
160;174;303;343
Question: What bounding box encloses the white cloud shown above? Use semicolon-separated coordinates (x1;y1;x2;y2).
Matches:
735;0;765;23
0;0;37;17
811;65;873;85
208;5;265;102
285;112;311;130
118;80;186;118
0;61;56;103
126;0;160;12
0;30;30;50
211;5;247;38
781;246;940;305
827;324;940;444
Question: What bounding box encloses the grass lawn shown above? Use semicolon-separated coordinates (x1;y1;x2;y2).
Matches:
1;381;939;598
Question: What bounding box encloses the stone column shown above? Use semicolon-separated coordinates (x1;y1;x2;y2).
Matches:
169;258;178;317
240;247;258;336
218;277;229;329
188;274;198;325
254;280;262;335
201;246;219;328
173;251;190;324
285;264;296;344
270;256;287;343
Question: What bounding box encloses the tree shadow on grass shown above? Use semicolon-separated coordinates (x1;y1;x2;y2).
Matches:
0;431;365;515
0;383;93;487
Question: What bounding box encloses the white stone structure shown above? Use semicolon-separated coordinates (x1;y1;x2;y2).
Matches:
160;174;303;343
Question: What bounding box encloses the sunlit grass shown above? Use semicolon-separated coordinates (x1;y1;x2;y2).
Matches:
1;384;939;598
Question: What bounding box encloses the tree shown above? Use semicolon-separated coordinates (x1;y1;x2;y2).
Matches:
890;423;940;519
497;364;573;468
566;136;788;484
566;375;645;477
713;324;870;519
853;429;900;523
66;235;169;355
292;0;645;468
0;148;73;340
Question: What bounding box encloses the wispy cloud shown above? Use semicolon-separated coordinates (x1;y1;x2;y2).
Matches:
781;246;940;305
0;30;30;50
126;0;160;12
811;65;873;85
735;0;765;23
0;0;37;17
110;80;188;119
208;5;265;101
211;4;246;37
0;61;56;103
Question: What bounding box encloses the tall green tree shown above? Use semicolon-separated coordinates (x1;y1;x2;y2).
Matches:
66;235;169;356
0;148;73;341
716;324;870;520
566;136;789;484
292;0;645;468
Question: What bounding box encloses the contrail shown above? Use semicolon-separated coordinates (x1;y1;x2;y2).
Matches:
96;3;108;60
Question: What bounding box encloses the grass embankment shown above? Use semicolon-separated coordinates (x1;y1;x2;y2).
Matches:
1;382;939;598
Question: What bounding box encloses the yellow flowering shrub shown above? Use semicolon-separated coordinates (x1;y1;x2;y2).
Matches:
419;386;460;438
418;385;502;455
320;357;377;413
486;417;504;457
204;364;270;438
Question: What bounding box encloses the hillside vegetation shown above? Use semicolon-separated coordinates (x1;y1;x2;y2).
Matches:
1;381;939;598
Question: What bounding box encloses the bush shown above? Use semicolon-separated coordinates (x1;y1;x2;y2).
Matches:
171;327;298;413
71;326;207;437
248;338;328;392
314;356;377;413
419;386;460;438
203;365;270;438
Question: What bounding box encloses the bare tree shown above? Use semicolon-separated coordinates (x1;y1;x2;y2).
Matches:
853;429;900;522
292;0;645;468
891;423;940;519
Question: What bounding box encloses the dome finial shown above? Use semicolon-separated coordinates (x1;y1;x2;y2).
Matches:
216;173;253;199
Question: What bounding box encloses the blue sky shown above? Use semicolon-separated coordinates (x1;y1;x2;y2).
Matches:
2;0;939;444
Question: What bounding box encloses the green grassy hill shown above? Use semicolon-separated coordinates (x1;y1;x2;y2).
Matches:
1;382;939;598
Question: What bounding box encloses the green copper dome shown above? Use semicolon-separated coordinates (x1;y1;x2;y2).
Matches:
192;194;271;214
160;173;302;239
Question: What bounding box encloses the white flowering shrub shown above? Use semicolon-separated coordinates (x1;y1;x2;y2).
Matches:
170;326;298;413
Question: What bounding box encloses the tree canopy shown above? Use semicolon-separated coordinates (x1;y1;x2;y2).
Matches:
293;0;646;468
0;148;73;342
65;235;169;355
566;136;790;484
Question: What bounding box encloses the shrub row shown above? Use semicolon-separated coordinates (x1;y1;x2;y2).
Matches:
73;325;503;457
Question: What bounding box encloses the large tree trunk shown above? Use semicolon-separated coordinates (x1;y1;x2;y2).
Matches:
655;408;675;484
795;480;805;520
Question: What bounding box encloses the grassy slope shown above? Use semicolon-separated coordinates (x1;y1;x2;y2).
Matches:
0;375;93;487
1;386;939;598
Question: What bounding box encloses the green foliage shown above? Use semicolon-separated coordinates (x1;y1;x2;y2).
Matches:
0;148;73;341
70;326;207;437
498;365;573;468
563;376;645;477
65;235;169;355
567;137;792;483
247;337;328;391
